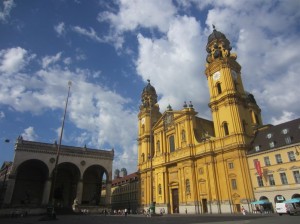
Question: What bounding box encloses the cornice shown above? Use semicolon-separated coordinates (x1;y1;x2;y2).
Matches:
15;141;114;160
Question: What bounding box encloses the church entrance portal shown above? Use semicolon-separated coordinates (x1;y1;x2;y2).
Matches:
171;188;179;213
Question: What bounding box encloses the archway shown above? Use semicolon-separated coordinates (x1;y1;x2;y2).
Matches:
291;193;300;199
82;165;108;206
258;196;273;213
50;162;80;208
259;196;269;201
12;159;49;207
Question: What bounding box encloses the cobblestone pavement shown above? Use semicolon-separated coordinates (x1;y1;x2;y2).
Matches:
0;213;299;224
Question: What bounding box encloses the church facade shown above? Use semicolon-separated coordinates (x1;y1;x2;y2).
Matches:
137;27;263;214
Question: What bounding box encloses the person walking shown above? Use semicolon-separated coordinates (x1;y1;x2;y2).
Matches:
241;206;246;215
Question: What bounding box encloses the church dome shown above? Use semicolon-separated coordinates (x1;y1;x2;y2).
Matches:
205;25;233;62
141;79;158;106
245;91;257;104
207;26;227;45
142;79;156;95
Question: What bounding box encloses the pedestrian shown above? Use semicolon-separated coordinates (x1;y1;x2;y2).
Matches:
124;208;128;216
241;206;246;215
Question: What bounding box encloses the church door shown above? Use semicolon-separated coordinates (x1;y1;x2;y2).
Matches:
171;188;179;213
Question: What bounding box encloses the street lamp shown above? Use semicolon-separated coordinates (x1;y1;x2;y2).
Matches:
49;81;72;218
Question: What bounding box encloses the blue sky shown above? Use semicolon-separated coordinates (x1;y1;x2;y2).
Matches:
1;0;300;174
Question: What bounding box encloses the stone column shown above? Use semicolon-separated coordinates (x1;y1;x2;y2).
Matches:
41;178;52;206
105;180;112;208
76;180;83;204
3;175;16;207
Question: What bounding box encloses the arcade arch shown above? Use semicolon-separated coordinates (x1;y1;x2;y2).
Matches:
82;165;108;206
50;162;80;207
12;159;48;207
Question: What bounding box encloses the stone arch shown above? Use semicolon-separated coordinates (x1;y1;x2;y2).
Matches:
292;193;300;199
12;159;49;207
50;162;80;208
82;165;108;206
259;196;269;201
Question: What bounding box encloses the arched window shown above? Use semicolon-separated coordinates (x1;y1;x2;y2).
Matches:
186;179;190;194
156;140;160;153
223;122;229;136
181;129;186;142
141;124;145;134
216;82;222;94
141;153;145;163
254;114;259;125
169;135;175;152
158;184;162;195
234;81;238;91
242;120;247;132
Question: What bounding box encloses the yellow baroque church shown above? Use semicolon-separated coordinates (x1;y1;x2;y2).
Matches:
137;27;263;214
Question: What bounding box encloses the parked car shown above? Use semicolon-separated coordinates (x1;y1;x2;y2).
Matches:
276;200;300;215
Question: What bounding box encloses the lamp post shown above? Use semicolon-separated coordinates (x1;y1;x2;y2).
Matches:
49;81;72;217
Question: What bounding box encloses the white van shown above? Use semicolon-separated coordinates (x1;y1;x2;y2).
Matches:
276;202;300;215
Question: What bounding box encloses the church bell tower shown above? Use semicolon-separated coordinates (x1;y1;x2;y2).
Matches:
137;80;161;168
205;26;262;139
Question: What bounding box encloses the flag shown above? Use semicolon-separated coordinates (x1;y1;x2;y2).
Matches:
254;160;262;177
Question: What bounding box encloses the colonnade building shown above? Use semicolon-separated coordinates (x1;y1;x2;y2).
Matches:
137;27;263;214
1;136;113;212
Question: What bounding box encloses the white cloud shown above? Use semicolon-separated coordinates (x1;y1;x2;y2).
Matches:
21;126;38;141
0;47;35;74
73;26;103;42
200;1;300;124
97;0;177;49
0;48;139;172
0;111;5;119
136;15;210;116
63;57;72;65
271;111;297;125
54;22;65;36
41;52;62;68
98;0;176;33
0;0;15;22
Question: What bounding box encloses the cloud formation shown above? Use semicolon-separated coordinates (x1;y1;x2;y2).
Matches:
54;22;65;36
0;47;35;74
22;126;38;141
0;0;15;22
1;0;300;173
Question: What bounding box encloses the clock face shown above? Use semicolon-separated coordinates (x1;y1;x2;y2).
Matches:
231;70;238;80
213;71;221;81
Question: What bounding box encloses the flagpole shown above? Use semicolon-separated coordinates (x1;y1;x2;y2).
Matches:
49;81;72;218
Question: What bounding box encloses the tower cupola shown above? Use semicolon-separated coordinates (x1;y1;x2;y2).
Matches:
140;79;158;109
206;25;235;63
